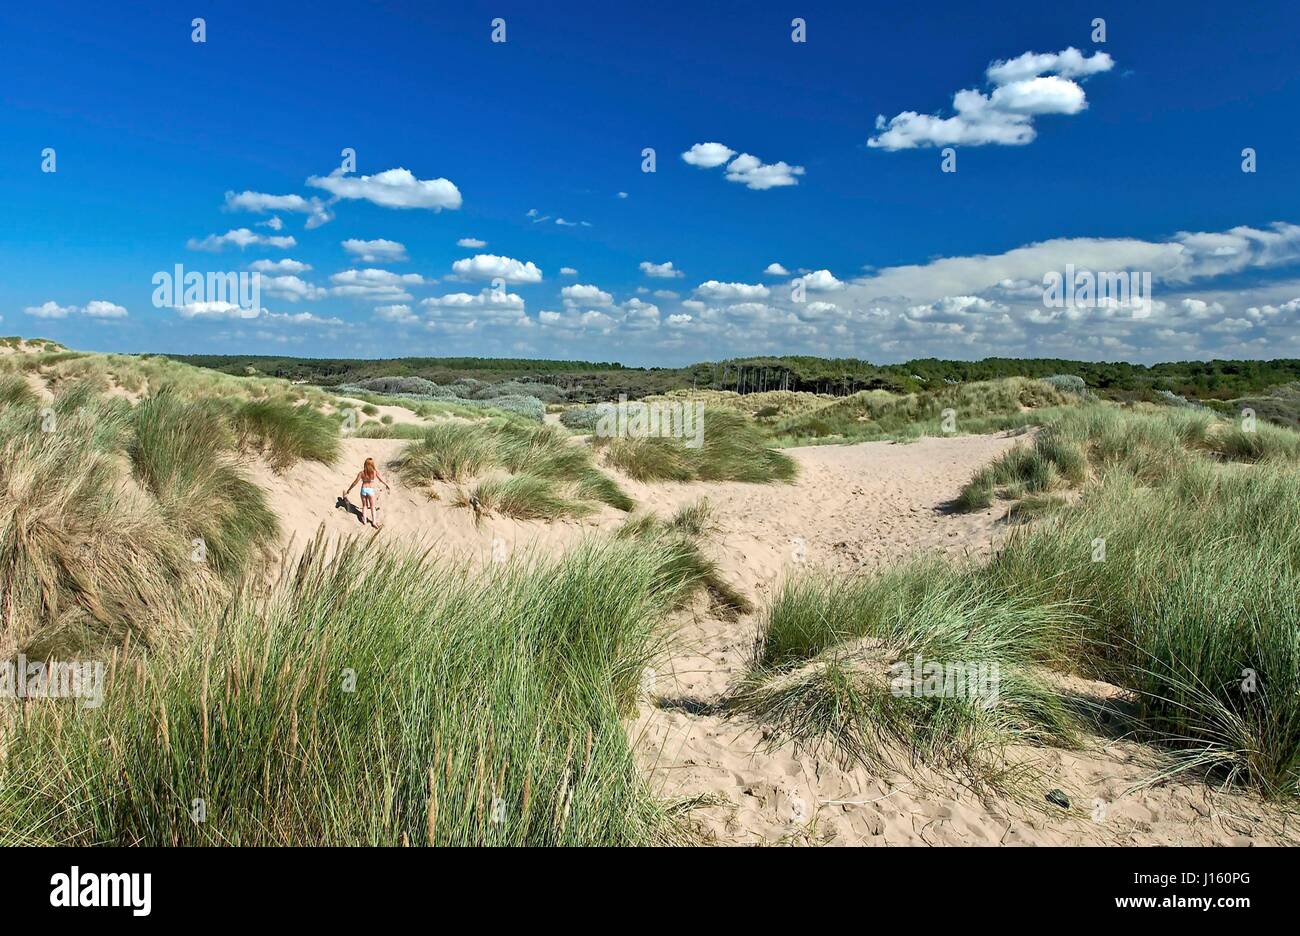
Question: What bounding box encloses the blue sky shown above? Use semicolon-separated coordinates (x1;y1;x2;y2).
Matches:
3;0;1299;365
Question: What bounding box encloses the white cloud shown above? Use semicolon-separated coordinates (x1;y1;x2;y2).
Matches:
985;47;1117;85
342;238;408;263
249;258;312;274
24;301;77;319
329;268;427;302
681;142;736;168
24;299;126;319
616;191;629;199
307;167;462;211
683;142;805;189
695;280;771;300
561;284;614;307
262;275;328;302
764;262;790;276
176;301;260;320
264;310;345;327
451;254;543;283
838;222;1300;306
639;260;684;279
868;47;1115;150
457;237;487;248
224;190;333;228
188;228;297;251
724;153;805;190
560;267;578;276
375;303;417;323
421;288;529;333
797;269;845;291
623;297;660;329
82;300;128;319
422;289;525;311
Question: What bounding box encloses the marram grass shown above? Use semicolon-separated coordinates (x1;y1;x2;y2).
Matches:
0;533;728;846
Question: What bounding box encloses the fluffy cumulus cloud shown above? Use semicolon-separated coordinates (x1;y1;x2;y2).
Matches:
451;254;543;283
249;258;311;274
694;280;771;301
24;301;77;319
764;262;790;276
307;167;462;212
187;228;297;251
224;191;332;228
796;269;845;291
329;268;427;302
682;142;805;189
639;260;684;279
261;275;328;303
25;299;126;319
724;153;805;190
374;303;417;324
420;288;529;334
342;238;408;262
176;301;261;320
681;142;736;168
451;218;1300;365
868;47;1114;150
561;283;614;308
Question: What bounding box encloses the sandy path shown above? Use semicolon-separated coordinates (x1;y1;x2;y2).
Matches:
261;431;1297;846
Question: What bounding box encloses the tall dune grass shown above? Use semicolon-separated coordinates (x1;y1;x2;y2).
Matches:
396;420;633;518
734;404;1300;797
0;534;720;846
128;390;279;579
986;461;1300;795
228;397;340;471
733;560;1080;787
599;409;796;482
0;391;219;656
766;403;1300;797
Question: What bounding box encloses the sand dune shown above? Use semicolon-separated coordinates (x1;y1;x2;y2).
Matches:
262;430;1297;846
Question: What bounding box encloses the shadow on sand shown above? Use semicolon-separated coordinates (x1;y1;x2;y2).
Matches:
336;495;367;524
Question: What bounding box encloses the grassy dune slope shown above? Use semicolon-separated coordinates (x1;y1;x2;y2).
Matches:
0;535;723;845
737;403;1300;798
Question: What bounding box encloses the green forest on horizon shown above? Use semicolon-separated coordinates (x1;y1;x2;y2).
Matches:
168;351;1300;403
